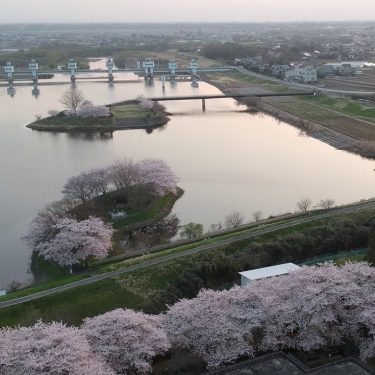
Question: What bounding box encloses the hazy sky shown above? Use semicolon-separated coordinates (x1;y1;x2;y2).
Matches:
2;0;375;23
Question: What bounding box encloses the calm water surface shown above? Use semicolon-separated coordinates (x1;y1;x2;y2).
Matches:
0;59;374;288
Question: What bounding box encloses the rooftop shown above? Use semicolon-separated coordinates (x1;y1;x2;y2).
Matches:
239;263;301;281
208;353;374;375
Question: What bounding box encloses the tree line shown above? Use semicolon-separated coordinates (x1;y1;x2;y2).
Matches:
143;216;372;314
1;263;375;374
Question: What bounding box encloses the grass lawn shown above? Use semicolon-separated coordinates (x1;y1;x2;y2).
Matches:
111;102;168;127
208;71;290;93
0;279;143;327
272;97;375;140
303;95;375;119
112;103;149;120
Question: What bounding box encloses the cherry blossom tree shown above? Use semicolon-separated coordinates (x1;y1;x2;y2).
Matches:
34;216;113;268
163;287;264;369
75;101;111;118
164;263;375;368
82;309;170;374
138;159;178;196
2;264;375;372
110;158;141;191
0;321;114;375
62;168;110;203
23;200;74;251
137;95;154;110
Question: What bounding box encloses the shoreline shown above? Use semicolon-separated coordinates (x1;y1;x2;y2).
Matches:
26;101;170;133
203;74;375;159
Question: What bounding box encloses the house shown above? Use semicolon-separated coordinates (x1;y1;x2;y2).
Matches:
239;263;301;287
285;66;317;83
321;64;336;78
271;64;290;77
340;63;354;76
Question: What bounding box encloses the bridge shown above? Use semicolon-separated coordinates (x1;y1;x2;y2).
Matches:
112;92;315;111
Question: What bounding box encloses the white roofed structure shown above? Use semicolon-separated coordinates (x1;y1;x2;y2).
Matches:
239;263;301;287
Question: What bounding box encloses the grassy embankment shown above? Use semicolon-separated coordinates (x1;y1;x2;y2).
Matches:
0;204;373;328
206;71;375;153
0;190;181;301
27;102;169;132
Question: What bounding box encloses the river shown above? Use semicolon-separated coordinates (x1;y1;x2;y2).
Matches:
0;58;374;288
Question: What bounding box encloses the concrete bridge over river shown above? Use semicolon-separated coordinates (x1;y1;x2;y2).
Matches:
112;92;316;111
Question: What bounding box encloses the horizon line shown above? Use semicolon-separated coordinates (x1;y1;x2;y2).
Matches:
1;20;375;25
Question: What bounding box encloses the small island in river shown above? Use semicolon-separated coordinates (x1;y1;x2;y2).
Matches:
27;99;170;133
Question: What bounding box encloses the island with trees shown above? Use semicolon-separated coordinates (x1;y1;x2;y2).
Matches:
24;158;182;279
27;86;170;133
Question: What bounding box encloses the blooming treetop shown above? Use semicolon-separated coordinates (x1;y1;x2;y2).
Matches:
62;167;110;203
23;200;74;250
82;309;170;374
164;262;375;368
0;321;114;375
137;95;154;110
138;159;179;196
34;216;113;267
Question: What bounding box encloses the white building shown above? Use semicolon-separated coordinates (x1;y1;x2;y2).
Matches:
239;263;301;287
285;66;317;83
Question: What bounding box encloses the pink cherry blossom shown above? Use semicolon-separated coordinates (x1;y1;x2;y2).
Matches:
82;309;170;374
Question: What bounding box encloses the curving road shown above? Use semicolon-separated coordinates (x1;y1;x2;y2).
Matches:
1;200;375;309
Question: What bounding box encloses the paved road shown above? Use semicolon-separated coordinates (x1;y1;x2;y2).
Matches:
1;201;375;309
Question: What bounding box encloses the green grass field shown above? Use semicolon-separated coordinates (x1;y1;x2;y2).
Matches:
303;96;375;120
112;103;149;119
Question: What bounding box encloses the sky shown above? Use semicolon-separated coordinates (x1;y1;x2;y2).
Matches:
1;0;375;23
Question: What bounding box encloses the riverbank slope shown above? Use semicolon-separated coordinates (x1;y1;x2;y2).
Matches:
204;69;375;158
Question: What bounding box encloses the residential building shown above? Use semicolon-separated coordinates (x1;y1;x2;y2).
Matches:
285;66;317;83
340;63;354;76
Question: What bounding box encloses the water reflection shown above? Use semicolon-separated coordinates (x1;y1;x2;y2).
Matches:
67;132;114;141
0;61;374;288
122;214;180;251
7;86;15;97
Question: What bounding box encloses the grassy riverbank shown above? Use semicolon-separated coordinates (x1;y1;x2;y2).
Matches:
27;102;169;132
205;70;375;157
0;203;374;327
